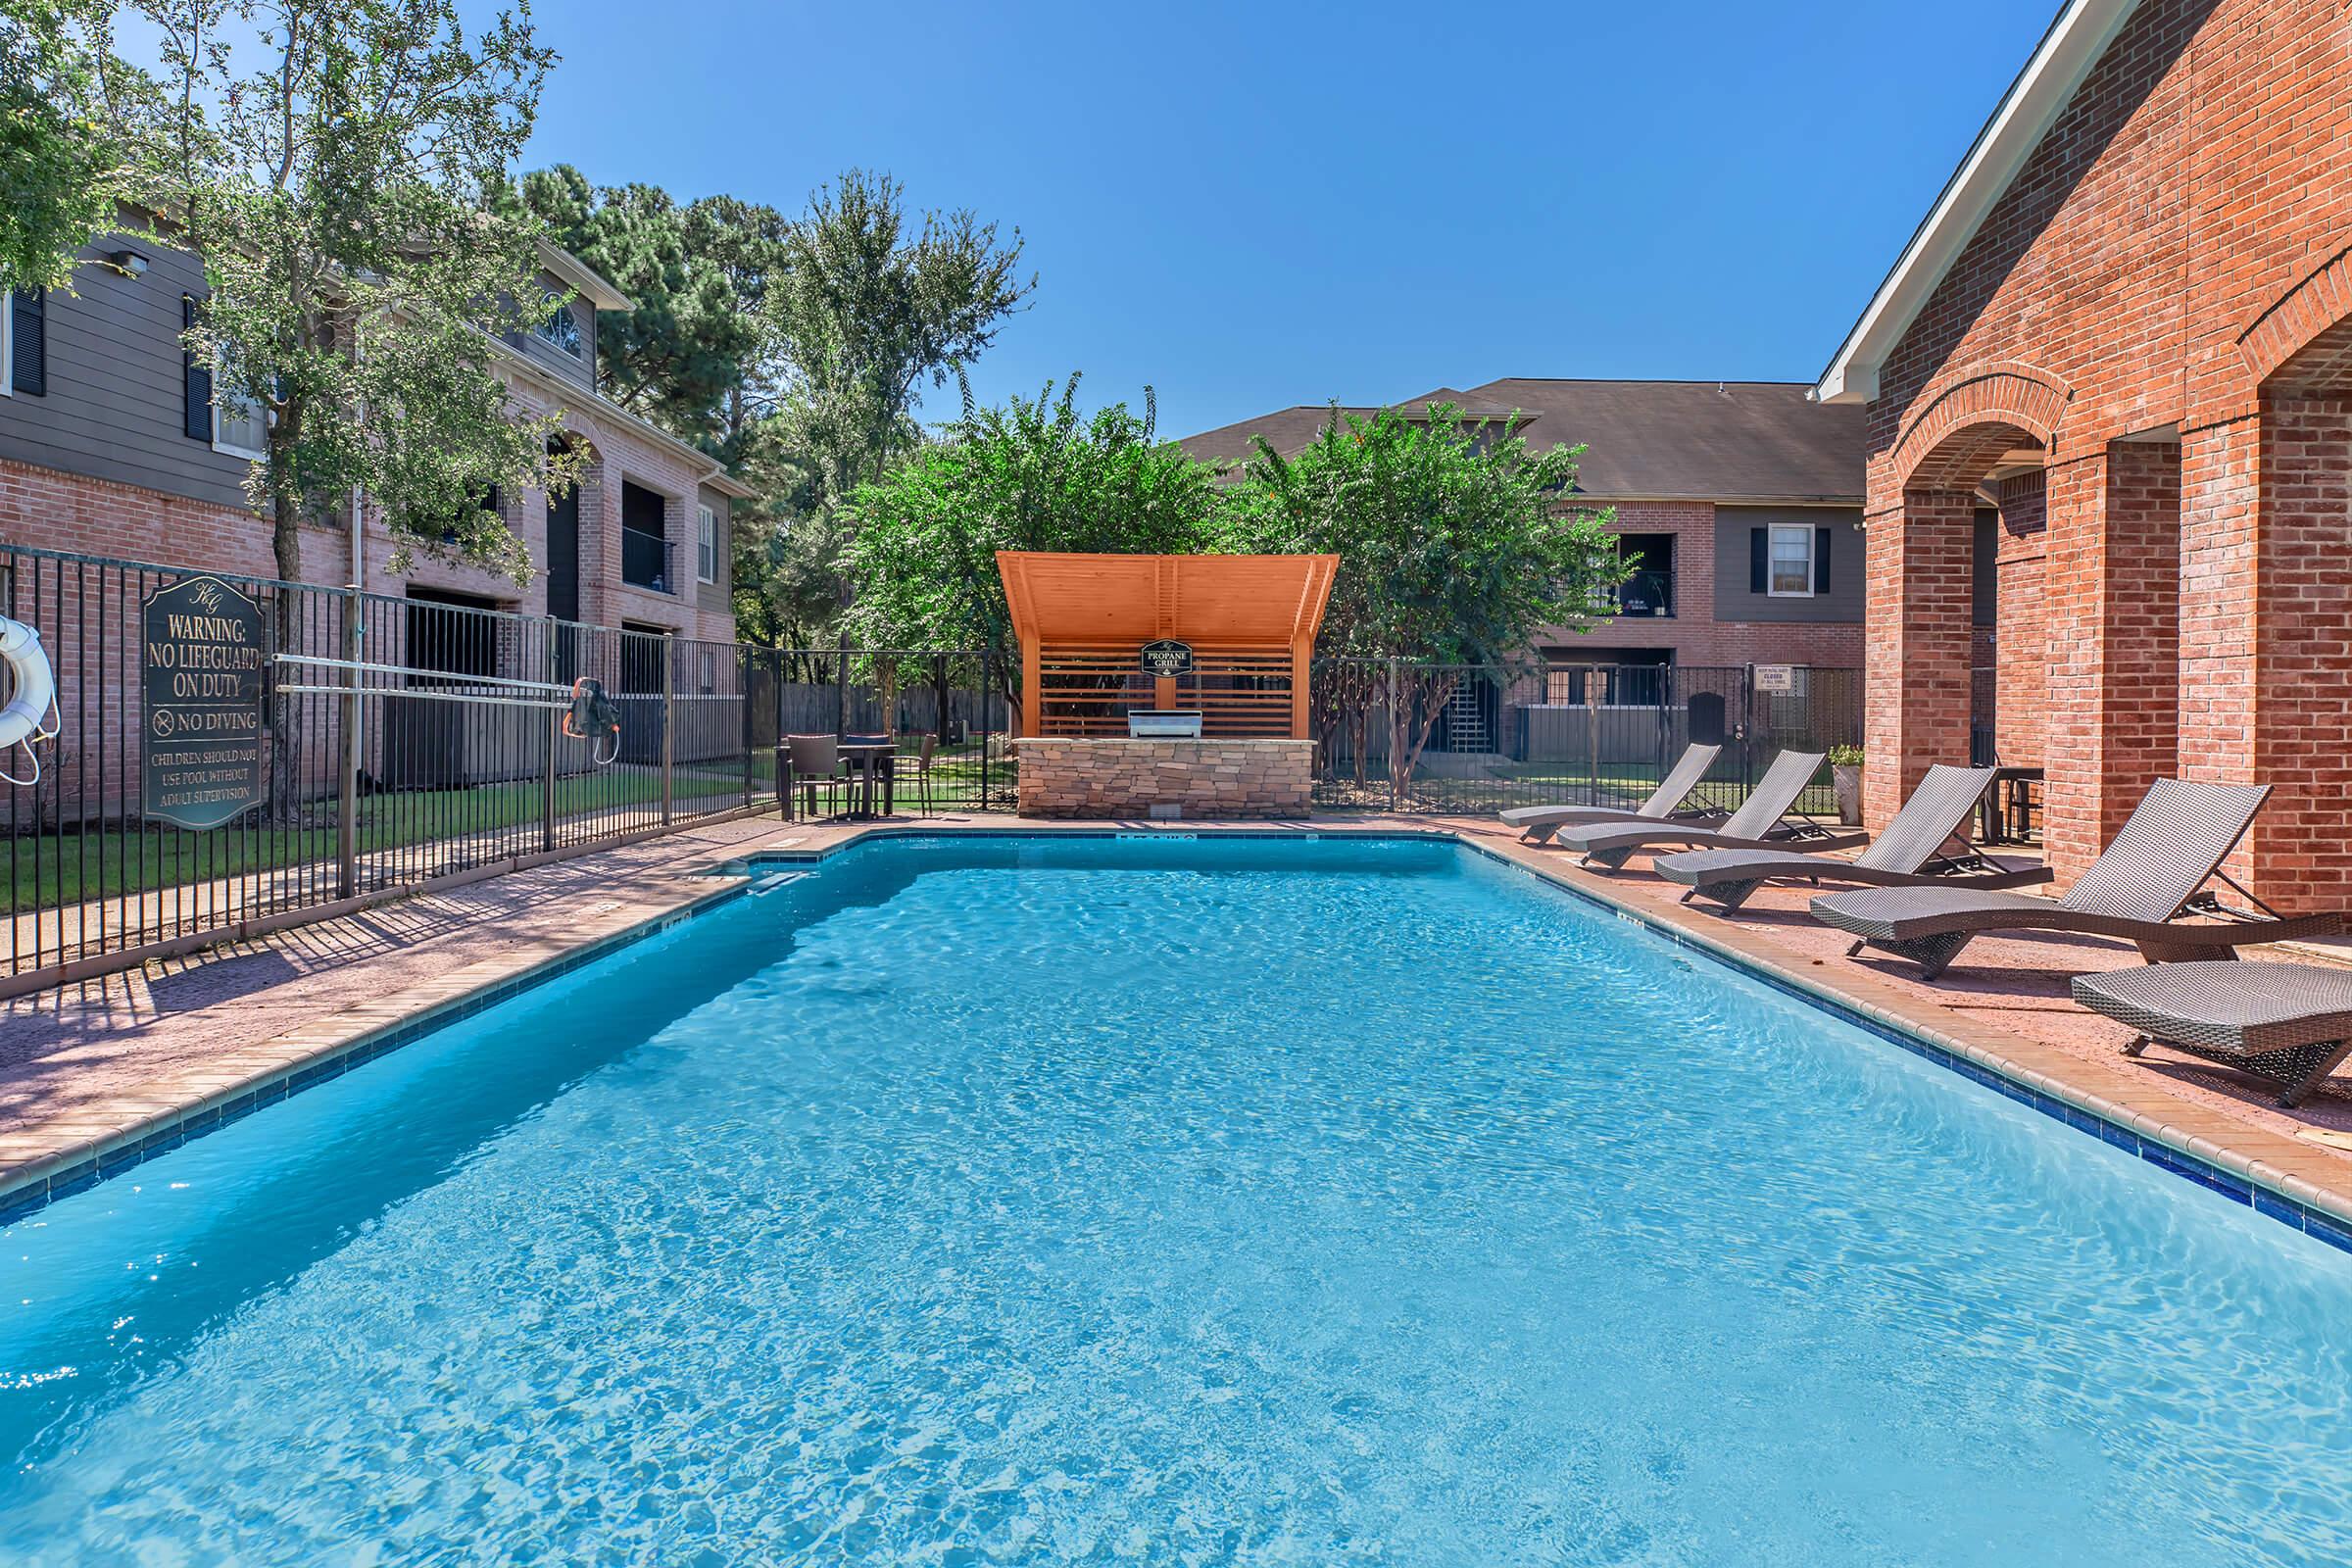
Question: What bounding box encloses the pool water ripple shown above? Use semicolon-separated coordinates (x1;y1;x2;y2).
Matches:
2;836;2350;1565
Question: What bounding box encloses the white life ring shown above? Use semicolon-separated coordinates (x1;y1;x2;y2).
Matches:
0;614;60;786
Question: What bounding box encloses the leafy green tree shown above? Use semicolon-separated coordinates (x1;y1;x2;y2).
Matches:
1223;404;1625;794
126;0;576;587
2;0;125;290
514;167;786;448
841;374;1223;702
768;168;1034;517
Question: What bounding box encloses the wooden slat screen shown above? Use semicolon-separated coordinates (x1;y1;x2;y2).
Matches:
1036;645;1294;738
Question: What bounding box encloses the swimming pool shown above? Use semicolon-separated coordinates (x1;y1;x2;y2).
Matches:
4;833;2351;1564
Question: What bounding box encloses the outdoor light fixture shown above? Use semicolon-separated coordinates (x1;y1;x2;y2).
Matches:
105;250;149;278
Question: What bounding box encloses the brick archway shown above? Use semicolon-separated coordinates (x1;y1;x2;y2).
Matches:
1887;362;2069;491
2237;234;2352;394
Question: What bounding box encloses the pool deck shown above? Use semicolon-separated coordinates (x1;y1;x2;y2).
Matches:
8;809;2352;1238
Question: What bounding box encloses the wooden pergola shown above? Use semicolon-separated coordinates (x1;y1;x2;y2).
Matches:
997;552;1339;739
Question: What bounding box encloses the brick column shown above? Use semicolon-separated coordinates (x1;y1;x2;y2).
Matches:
2179;418;2261;890
1863;490;1976;828
2043;445;2181;884
1991;471;2048;767
2221;398;2352;911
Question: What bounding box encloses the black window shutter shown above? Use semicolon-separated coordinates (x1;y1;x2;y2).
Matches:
1748;528;1767;594
1815;526;1833;594
11;290;45;396
182;295;213;441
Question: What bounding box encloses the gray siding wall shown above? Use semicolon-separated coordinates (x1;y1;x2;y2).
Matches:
0;233;257;512
505;269;596;395
1710;505;1866;623
695;485;732;613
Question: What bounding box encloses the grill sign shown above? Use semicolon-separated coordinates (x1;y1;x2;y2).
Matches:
1140;639;1194;678
143;576;267;829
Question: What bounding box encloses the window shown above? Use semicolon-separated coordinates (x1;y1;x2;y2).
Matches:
699;650;715;696
696;503;717;583
535;297;584;358
2;288;39;397
1767;525;1815;597
212;350;269;460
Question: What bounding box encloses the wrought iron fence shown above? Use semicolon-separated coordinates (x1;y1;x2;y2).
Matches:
0;546;1018;989
1310;658;1864;816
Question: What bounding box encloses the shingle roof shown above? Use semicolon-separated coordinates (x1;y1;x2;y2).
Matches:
1180;378;1863;504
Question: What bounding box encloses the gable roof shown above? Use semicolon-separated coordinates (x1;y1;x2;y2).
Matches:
1813;0;2141;403
1181;378;1863;504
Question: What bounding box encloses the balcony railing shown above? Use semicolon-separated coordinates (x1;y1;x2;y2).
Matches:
621;527;677;595
1598;567;1673;618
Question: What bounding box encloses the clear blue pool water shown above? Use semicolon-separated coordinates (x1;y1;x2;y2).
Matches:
4;835;2352;1566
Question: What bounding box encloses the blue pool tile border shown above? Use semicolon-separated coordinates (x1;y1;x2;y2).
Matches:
0;885;749;1230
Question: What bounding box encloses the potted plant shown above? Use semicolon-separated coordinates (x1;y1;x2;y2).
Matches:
1828;744;1865;826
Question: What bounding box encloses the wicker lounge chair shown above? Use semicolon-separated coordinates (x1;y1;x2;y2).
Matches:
2072;961;2352;1106
1497;742;1726;843
1810;778;2341;980
1653;764;2052;911
1555;749;1865;872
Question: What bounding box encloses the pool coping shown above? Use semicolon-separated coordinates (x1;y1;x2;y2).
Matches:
6;815;2352;1259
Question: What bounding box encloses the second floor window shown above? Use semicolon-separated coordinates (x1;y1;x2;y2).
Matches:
213;353;269;460
535;298;584;359
697;504;716;583
1767;525;1816;597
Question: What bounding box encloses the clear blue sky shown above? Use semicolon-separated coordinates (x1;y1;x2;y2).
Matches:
521;0;2061;439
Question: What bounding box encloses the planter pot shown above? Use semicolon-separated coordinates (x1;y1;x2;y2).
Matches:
1833;763;1863;826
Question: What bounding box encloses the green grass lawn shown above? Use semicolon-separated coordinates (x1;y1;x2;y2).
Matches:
6;760;765;914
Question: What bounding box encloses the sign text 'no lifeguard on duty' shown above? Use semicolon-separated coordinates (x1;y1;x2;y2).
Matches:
142;576;267;829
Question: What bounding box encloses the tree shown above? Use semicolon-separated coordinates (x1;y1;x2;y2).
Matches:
767;168;1034;519
514;167;786;449
126;0;577;589
841;374;1223;703
2;0;125;289
1222;403;1626;795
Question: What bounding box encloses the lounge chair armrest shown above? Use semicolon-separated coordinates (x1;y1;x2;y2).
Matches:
1974;865;2056;890
1801;831;1870;855
2137;912;2345;952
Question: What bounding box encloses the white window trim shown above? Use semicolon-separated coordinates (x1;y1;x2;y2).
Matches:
1766;524;1816;599
211;353;269;461
696;503;717;583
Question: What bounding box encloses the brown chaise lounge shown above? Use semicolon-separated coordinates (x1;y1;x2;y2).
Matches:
1653;763;2051;912
1809;778;2341;981
1555;749;1866;873
1498;742;1725;844
2073;961;2352;1107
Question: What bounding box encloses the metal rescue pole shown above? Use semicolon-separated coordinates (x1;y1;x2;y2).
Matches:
335;583;361;898
541;617;559;852
661;634;676;827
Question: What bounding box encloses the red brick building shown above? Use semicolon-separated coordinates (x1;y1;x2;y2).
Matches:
1818;0;2352;911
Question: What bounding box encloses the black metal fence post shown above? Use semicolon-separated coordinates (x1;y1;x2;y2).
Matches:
542;617;560;853
661;634;676;827
834;629;850;740
335;583;361;899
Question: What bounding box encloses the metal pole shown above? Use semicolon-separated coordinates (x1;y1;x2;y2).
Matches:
739;644;754;808
834;628;850;740
980;647;994;811
541;617;559;853
335;583;360;899
1387;655;1400;813
661;634;676;826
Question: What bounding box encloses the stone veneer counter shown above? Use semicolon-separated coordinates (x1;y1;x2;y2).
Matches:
1014;738;1314;819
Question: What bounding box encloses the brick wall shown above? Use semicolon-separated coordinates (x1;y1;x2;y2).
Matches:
1860;0;2352;908
1544;499;1864;669
1016;739;1313;819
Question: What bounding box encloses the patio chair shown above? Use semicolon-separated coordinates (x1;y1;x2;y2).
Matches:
1653;764;2052;912
784;733;851;819
1809;778;2342;980
2072;961;2352;1107
906;733;939;815
1497;742;1727;843
1553;749;1865;872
